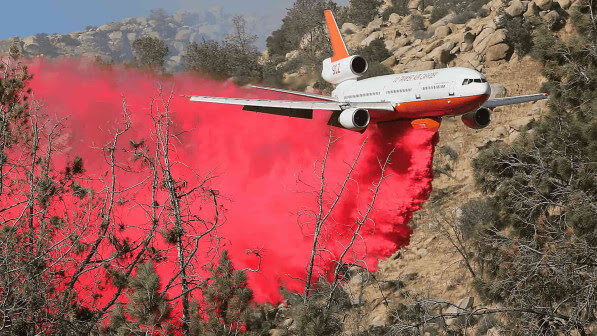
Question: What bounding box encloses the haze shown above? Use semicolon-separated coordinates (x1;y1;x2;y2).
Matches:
0;0;348;41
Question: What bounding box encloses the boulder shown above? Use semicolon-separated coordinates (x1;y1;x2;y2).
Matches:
393;37;411;50
108;31;123;40
409;0;423;10
366;17;383;33
269;329;285;336
485;43;510;61
370;315;388;330
472;26;496;50
360;31;384;46
282;318;294;328
381;55;397;67
175;29;192;41
506;0;527;16
524;2;540;17
490;83;507;98
429;42;456;64
423;39;444;53
349;273;366;288
510;116;535;130
395;45;414;56
126;33;138;42
434;25;452;38
385;39;395;50
445;296;475;326
341;22;359;34
494;126;509;138
535;0;553;10
389;13;402;24
544;10;562;29
410;60;436;71
485;29;507;48
173;41;185;53
461;42;474;52
383;29;399;41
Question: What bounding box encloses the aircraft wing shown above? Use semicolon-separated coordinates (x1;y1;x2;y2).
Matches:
483;93;548;108
189;96;395;119
248;85;337;102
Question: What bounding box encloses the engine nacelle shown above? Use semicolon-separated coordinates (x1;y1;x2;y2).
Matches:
321;55;368;84
462;107;492;129
338;108;370;130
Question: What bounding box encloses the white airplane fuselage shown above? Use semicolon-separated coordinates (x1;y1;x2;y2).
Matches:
333;67;491;121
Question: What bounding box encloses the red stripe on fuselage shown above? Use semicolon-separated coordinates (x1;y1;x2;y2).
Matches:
394;94;490;118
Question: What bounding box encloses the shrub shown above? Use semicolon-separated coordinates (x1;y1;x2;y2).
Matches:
355;38;392;63
467;6;597;333
502;14;537;56
282;280;349;336
347;0;383;26
131;36;169;69
430;4;450;23
381;0;410;20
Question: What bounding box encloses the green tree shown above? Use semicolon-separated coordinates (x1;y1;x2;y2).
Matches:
191;250;254;335
106;262;172;335
183;40;231;80
266;0;339;58
183;16;261;84
132;36;169;69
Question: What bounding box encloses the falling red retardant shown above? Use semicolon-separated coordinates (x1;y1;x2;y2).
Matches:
25;58;438;306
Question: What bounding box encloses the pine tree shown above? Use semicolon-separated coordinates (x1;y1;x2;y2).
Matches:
105;261;172;335
191;250;254;336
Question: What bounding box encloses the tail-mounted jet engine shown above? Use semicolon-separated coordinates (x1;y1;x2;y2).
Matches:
322;55;368;84
338;108;370;130
461;107;492;129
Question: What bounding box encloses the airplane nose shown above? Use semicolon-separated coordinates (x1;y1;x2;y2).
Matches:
483;83;491;96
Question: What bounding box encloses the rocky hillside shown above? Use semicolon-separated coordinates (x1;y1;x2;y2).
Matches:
264;0;587;335
278;0;577;91
0;7;266;71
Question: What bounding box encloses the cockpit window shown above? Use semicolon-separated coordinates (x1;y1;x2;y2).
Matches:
462;78;487;85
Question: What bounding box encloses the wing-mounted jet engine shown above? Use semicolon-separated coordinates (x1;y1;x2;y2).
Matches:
461;107;492;129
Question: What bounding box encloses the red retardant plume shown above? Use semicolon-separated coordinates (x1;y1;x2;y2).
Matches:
22;58;438;306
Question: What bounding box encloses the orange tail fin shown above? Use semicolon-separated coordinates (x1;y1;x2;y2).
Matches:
324;10;350;62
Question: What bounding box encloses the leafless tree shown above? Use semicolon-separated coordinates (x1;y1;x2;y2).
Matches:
149;87;222;335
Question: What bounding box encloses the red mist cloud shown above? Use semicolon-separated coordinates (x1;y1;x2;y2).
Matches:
24;58;438;306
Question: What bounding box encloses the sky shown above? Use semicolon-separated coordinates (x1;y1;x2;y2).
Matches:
0;0;348;41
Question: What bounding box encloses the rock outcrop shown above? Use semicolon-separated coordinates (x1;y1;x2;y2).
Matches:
0;8;265;71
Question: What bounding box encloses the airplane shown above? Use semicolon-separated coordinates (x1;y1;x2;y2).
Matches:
189;10;548;132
